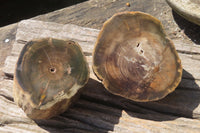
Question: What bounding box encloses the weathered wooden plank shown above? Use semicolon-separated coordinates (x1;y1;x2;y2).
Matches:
2;19;200;120
0;0;200;132
0;93;105;133
3;19;97;76
174;39;200;54
11;20;99;56
1;80;200;133
0;124;48;133
82;79;200;119
179;53;200;80
0;80;13;100
3;20;200;82
10;20;200;56
3;56;18;77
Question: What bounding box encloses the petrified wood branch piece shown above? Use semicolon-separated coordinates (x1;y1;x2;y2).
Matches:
13;38;89;119
93;12;182;102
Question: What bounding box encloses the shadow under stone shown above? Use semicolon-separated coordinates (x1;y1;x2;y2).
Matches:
172;10;200;45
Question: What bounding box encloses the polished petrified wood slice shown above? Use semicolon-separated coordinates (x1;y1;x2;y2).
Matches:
166;0;200;26
93;12;182;102
13;38;89;119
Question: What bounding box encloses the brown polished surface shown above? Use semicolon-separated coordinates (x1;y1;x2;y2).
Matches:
93;12;182;102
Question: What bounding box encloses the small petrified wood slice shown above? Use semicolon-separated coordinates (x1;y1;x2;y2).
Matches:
93;12;182;102
14;38;89;119
166;0;200;26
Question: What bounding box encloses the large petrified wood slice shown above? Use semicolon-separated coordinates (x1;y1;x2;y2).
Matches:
166;0;200;26
13;38;89;119
93;11;182;102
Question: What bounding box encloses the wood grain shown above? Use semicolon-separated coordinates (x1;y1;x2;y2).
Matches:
4;20;200;80
1;0;200;132
2;19;200;119
1;79;200;133
1;19;200;132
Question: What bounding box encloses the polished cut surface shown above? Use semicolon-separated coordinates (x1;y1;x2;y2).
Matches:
93;12;182;102
14;38;89;119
